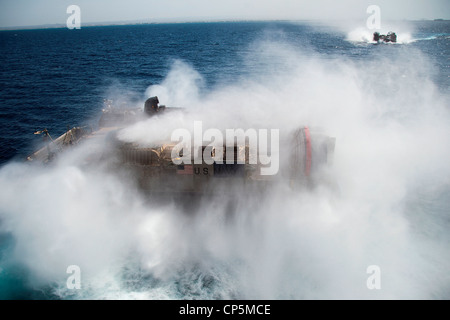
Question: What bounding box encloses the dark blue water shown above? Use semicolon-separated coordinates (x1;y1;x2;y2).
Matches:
0;21;449;300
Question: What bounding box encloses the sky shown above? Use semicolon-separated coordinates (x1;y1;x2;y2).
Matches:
0;0;449;28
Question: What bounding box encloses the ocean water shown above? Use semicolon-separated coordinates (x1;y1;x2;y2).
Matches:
0;21;449;299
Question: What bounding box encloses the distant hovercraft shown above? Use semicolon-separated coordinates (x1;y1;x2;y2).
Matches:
373;31;397;43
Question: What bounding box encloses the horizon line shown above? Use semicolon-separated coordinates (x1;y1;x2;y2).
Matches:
0;17;448;31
